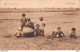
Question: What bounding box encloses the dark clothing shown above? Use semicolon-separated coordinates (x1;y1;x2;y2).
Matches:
25;21;34;29
70;32;76;39
35;29;41;36
21;18;27;24
55;31;65;38
40;29;44;37
35;29;44;37
70;34;76;38
21;24;25;31
21;18;28;31
52;31;55;37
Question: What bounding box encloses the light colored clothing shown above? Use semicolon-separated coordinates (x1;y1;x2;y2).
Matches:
21;18;27;24
15;30;22;36
39;21;45;30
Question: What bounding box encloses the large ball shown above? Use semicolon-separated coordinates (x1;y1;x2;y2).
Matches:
23;27;34;37
23;27;34;34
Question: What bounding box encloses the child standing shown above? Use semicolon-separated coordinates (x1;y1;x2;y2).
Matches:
55;27;65;38
21;13;27;31
70;28;76;39
39;17;46;37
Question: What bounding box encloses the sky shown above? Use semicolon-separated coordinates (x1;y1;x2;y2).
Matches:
0;0;80;8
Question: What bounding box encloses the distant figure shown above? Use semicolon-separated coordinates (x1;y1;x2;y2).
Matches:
39;17;46;37
70;28;76;39
35;24;41;36
55;27;65;38
21;13;27;31
25;18;34;29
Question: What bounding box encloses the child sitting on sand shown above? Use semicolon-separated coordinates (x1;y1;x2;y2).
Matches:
70;27;76;39
39;17;46;37
14;27;23;38
54;27;65;38
52;31;56;38
34;24;41;36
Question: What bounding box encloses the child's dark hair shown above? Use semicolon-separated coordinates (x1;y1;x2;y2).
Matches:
72;28;76;31
39;17;44;21
57;27;61;29
36;24;40;27
22;13;25;17
28;18;31;21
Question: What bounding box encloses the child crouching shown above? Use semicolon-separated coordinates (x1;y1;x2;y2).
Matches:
34;24;41;36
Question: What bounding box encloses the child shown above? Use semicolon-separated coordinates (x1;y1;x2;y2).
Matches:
21;13;27;31
52;31;56;38
55;27;65;38
14;27;23;38
47;31;55;39
70;28;76;39
25;18;34;29
35;24;41;36
39;17;46;37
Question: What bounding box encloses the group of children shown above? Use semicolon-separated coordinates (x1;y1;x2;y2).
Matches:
15;13;46;38
15;13;77;39
34;17;46;37
52;27;77;39
21;14;34;31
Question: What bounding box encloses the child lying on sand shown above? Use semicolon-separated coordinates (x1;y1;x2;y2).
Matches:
14;27;23;38
25;18;34;29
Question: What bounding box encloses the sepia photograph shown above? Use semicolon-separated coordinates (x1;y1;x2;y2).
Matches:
0;0;80;50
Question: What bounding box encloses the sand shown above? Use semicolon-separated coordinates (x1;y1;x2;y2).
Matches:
0;11;80;50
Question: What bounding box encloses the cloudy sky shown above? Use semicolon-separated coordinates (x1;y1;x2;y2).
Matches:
0;0;80;8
